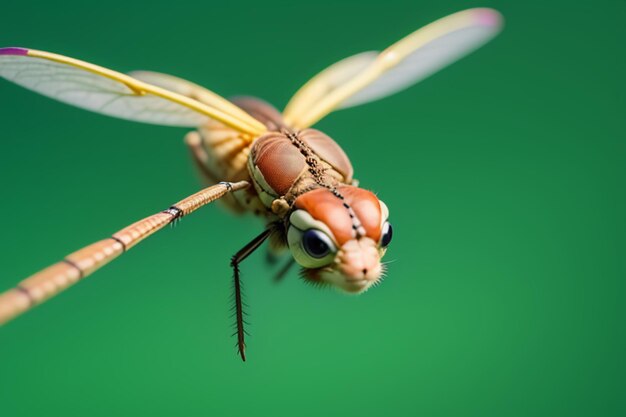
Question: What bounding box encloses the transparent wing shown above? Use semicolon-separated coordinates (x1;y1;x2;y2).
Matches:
283;8;503;128
128;70;261;126
0;48;266;135
281;52;378;126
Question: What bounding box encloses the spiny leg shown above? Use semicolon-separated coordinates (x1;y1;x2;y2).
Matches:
0;181;249;326
230;229;272;362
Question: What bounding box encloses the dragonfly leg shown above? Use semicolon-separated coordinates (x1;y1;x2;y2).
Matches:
274;258;296;283
230;229;272;362
185;131;221;184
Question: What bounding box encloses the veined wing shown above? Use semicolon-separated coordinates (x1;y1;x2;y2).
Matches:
0;48;266;135
128;70;261;126
281;51;378;127
283;8;503;129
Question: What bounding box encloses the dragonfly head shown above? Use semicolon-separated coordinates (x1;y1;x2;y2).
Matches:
287;186;392;293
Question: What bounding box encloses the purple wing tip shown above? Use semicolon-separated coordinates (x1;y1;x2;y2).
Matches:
0;47;29;56
472;8;504;28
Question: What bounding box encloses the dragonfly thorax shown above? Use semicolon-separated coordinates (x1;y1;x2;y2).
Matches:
247;128;354;214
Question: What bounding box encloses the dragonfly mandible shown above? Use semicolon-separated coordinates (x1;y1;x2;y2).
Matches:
0;8;502;361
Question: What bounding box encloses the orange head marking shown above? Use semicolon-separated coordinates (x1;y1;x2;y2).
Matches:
287;186;392;293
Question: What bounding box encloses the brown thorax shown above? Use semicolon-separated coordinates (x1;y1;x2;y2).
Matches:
247;127;354;218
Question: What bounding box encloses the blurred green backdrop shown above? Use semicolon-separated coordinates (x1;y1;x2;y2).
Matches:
1;1;624;416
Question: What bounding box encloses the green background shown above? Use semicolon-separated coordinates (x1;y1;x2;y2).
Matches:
1;0;624;416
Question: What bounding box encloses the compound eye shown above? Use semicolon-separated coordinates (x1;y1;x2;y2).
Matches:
380;221;393;248
287;226;337;269
302;229;334;258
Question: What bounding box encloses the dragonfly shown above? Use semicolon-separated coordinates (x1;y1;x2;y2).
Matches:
0;8;502;361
